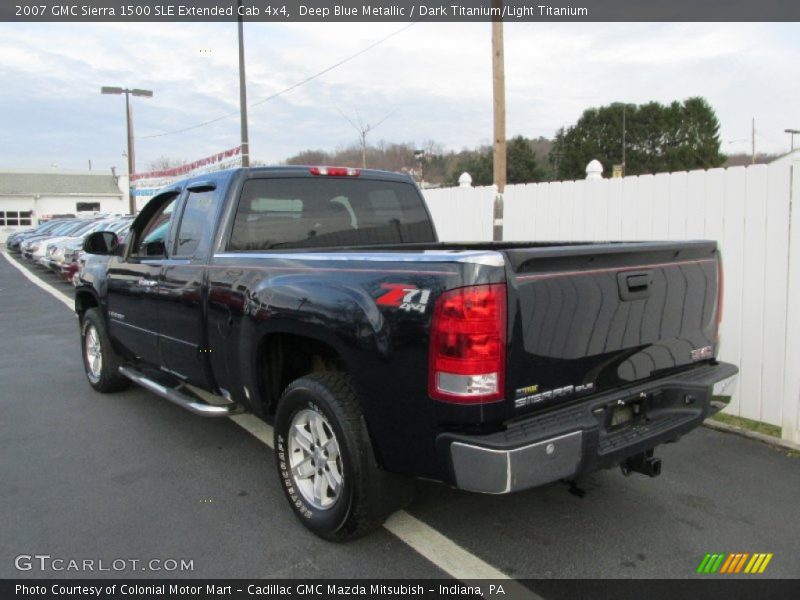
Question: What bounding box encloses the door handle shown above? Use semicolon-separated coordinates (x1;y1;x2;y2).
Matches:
626;274;650;291
137;278;158;288
617;270;653;301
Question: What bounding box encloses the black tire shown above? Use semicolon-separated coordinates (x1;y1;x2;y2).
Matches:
80;308;129;393
274;372;413;541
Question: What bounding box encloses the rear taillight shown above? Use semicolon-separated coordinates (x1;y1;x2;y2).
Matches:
428;284;507;404
309;166;360;177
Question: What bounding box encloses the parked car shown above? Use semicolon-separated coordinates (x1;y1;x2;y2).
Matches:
48;217;133;282
30;219;102;267
72;220;135;287
20;219;88;260
44;219;111;272
6;219;74;254
76;166;737;541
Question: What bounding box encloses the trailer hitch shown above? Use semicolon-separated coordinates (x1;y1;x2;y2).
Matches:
620;449;662;478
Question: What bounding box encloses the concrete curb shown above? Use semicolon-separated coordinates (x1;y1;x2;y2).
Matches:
703;419;800;454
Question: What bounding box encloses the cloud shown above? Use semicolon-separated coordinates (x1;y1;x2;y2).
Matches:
0;21;797;171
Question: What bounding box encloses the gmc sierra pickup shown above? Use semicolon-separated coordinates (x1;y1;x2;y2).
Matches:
76;166;737;540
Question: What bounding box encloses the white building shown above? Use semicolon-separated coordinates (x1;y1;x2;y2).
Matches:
0;169;127;242
769;148;800;166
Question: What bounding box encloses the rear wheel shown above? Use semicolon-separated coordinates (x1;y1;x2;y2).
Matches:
274;372;413;541
81;308;128;393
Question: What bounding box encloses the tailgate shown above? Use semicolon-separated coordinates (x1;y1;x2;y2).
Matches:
504;241;721;412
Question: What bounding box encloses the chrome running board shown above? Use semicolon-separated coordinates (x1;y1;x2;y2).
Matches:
118;366;243;417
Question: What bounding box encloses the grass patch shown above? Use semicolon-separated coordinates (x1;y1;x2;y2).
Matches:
711;412;782;438
711;397;799;458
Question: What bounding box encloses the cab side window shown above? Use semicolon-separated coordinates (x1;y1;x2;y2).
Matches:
173;189;218;259
131;195;177;258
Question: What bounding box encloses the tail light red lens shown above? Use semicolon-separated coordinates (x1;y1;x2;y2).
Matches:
428;284;507;404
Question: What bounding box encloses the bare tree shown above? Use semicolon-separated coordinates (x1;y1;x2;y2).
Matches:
147;156;185;171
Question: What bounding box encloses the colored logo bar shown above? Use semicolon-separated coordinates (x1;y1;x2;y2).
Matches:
696;552;773;574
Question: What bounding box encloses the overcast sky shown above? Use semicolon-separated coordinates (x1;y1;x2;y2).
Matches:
0;21;797;173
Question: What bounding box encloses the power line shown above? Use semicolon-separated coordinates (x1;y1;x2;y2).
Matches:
754;129;780;145
140;22;417;140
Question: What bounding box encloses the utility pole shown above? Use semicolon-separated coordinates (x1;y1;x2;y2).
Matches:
359;130;367;168
621;104;626;176
751;117;756;165
339;109;394;168
237;0;250;167
491;1;506;242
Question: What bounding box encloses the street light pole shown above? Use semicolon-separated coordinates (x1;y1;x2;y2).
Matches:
786;128;800;152
125;91;134;200
101;86;153;214
237;0;250;167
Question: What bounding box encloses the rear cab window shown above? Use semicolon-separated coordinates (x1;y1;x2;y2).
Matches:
228;177;435;251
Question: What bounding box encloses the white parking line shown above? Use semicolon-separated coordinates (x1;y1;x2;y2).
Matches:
384;510;512;580
1;251;74;309
3;252;531;590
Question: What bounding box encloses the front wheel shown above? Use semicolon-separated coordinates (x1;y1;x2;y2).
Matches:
80;308;128;393
274;372;412;541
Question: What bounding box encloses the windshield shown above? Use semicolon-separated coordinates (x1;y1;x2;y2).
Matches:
62;220;100;237
34;220;73;235
44;221;83;236
86;220;117;234
110;219;133;234
34;220;67;234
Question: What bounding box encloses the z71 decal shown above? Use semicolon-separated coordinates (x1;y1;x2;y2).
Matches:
376;283;431;314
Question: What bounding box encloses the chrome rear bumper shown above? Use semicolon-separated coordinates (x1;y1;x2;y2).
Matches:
451;431;583;494
441;361;739;494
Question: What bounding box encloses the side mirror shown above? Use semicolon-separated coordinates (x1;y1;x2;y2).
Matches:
83;231;119;255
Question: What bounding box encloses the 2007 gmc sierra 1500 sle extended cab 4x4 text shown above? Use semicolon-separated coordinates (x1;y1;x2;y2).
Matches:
75;166;737;540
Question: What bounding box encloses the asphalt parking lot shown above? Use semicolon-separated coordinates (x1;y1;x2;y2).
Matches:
1;251;799;582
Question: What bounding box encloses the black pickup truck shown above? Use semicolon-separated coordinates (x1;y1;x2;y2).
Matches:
76;166;737;540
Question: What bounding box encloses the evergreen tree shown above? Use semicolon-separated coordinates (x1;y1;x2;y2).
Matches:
446;136;547;186
551;97;725;180
507;136;547;184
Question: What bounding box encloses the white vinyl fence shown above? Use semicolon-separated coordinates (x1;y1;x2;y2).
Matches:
423;161;800;443
423;185;496;242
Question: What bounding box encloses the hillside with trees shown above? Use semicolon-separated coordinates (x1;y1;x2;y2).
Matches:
283;136;553;187
723;152;780;167
142;97;756;187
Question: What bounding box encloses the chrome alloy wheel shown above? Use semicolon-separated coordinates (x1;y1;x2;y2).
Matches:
288;409;344;510
84;324;103;383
